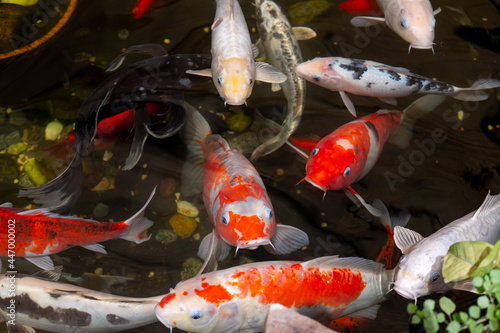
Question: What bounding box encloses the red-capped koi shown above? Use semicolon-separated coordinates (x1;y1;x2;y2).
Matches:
339;0;380;16
0;188;156;270
155;256;394;332
181;104;309;263
132;0;155;18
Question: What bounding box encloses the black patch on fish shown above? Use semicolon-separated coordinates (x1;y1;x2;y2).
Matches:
422;81;454;92
106;314;130;325
327;62;334;70
339;59;368;80
269;8;278;18
355;144;360;154
49;293;62;299
81;295;99;300
47;230;57;239
385;82;389;85
405;75;424;92
54;289;78;294
385;70;401;81
366;82;374;88
391;88;396;91
0;293;92;326
365;121;379;142
272;32;283;39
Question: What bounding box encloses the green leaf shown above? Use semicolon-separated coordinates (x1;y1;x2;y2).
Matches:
459;311;469;323
437;312;446;323
469;305;481;319
490;318;499;332
411;315;421;325
477;295;490;309
487;304;496;320
424;299;436;312
443;241;493;283
472;276;484;288
440;296;456;315
446;320;461;333
423;312;440;333
491;269;500;284
407;303;418;315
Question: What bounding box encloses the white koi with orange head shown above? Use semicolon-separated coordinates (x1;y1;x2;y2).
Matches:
181;104;308;262
155;256;394;333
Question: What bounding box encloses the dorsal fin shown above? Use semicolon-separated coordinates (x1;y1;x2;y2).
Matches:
394;226;424;254
472;192;500;219
33;266;63;281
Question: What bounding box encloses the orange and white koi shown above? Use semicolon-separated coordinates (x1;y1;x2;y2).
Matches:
0;188;156;270
295;57;500;117
155;256;394;332
187;0;286;105
289;95;445;215
350;0;441;51
181;105;309;262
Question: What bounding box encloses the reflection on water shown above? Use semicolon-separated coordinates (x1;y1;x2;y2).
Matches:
0;0;499;332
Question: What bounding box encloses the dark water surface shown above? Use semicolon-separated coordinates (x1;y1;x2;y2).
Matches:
0;0;499;332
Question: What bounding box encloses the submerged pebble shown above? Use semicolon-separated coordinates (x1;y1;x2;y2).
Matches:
169;214;198;238
176;200;199;218
155;229;178;246
159;177;176;197
45;120;64;141
9;110;27;126
23;158;47;186
180;257;203;280
227;112;252;132
93;202;110;218
7;142;27;155
289;0;331;26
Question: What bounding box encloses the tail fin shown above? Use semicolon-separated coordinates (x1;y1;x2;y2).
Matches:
120;187;156;243
453;78;500;101
180;103;212;196
389;95;446;149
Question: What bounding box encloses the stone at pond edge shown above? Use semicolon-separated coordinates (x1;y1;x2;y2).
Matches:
23;158;47;186
155;229;178;246
169;214;198;238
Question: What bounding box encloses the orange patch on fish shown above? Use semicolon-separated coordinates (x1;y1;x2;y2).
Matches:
158;293;176;308
231;264;367;308
194;283;233;306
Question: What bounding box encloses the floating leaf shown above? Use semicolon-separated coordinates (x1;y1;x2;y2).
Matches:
472;276;483;288
424;299;436;311
446;320;461;333
407;303;418;315
477;295;489;309
423;312;440;333
411;315;421;325
491;269;500;284
437;312;446;323
469;305;480;319
440;296;456;316
490;318;499;332
443;241;492;283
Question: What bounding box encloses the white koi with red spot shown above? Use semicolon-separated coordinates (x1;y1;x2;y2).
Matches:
181;103;309;262
186;0;287;105
155;256;394;333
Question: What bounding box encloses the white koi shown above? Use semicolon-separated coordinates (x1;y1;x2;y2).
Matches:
187;0;287;105
351;0;442;52
393;192;500;301
295;57;500;117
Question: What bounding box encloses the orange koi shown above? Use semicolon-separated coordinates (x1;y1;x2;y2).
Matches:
338;0;380;16
132;0;155;18
155;256;394;332
0;188;156;270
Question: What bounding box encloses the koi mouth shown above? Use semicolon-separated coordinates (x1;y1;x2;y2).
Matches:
304;177;327;192
393;284;418;302
236;238;271;252
154;310;174;333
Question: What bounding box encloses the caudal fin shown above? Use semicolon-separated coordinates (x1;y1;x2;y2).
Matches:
120;187;156;243
389;95;446;149
453;78;500;101
180;103;212;196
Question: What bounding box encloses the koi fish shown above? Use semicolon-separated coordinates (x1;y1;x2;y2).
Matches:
19;51;213;211
250;0;316;162
293;95;445;214
45;103;162;160
181;104;309;262
0;269;164;332
1;188;156;270
155;256;394;332
295;57;500;117
339;0;381;16
350;0;441;51
393;192;500;301
186;0;287;105
132;0;155;18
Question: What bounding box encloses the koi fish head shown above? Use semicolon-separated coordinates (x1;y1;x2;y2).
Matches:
393;242;452;301
213;57;255;105
304;135;365;192
216;196;275;250
155;281;243;333
295;58;345;91
387;0;437;50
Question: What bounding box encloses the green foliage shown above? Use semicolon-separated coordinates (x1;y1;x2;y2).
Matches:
407;239;500;332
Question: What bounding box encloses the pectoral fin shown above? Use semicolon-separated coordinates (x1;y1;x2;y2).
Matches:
33;266;63;281
6;323;35;333
350;16;386;27
264;224;309;255
347;304;381;319
339;91;357;117
26;256;55;270
292;26;317;40
255;62;287;83
211;17;223;30
186;68;213;78
81;243;107;254
378;97;398;105
123;104;150;171
394;226;424;254
198;232;231;261
454;279;477;294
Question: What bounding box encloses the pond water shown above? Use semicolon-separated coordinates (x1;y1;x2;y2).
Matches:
0;0;499;332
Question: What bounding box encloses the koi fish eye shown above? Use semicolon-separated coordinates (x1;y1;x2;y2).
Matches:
312;148;319;156
266;207;273;220
221;211;230;226
190;310;203;320
217;76;224;86
343;167;351;177
400;18;409;29
312;75;321;82
429;271;440;283
248;78;253;85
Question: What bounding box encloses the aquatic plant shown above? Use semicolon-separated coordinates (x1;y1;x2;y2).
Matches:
407;239;500;332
